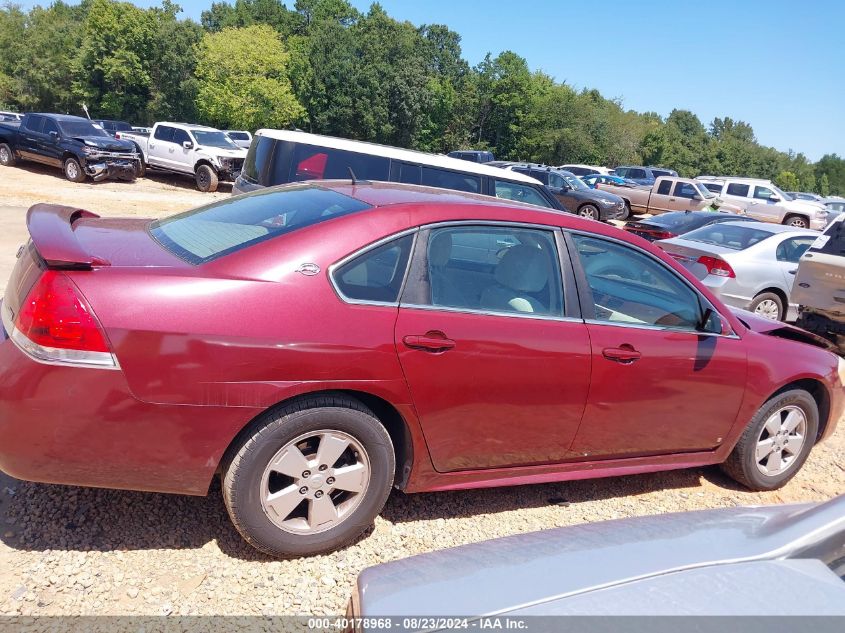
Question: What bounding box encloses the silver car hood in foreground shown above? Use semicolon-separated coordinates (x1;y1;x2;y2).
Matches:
356;497;845;616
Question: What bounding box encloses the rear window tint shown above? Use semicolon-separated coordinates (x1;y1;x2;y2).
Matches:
726;183;750;197
242;135;275;184
291;144;390;182
150;185;371;264
681;224;775;250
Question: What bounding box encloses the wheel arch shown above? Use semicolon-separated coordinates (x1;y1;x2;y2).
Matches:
782;213;810;226
753;286;788;308
217;389;414;490
769;378;831;442
194;158;217;174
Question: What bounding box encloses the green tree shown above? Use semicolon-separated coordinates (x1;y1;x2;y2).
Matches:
195;24;304;130
820;173;830;197
775;170;799;192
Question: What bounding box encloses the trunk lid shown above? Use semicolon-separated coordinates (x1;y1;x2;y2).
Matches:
24;203;187;269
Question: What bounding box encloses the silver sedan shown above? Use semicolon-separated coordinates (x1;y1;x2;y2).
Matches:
656;221;817;321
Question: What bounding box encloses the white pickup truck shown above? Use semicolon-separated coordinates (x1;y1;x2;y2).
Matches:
116;122;247;192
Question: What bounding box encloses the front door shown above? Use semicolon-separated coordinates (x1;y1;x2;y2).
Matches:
395;224;592;472
567;233;748;459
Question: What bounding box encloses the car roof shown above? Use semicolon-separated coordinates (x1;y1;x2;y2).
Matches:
32;113;91;122
255;129;541;185
157;121;219;131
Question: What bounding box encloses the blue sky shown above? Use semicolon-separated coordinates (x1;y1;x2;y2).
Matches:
16;0;845;160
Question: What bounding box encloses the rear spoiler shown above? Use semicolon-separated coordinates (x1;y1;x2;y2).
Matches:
26;203;110;268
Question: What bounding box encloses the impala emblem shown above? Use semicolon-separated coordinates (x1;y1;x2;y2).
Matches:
296;263;321;276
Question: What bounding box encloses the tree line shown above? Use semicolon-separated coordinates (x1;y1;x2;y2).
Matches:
1;0;842;195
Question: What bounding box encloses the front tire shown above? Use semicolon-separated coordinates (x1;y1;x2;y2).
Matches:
783;214;809;229
0;143;16;166
749;292;784;321
222;395;395;558
195;164;218;192
720;389;818;490
578;204;601;221
63;157;86;182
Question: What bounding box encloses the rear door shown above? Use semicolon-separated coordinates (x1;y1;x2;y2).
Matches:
394;223;591;472
647;178;674;214
568;232;747;459
148;125;176;169
17;115;44;162
774;235;816;295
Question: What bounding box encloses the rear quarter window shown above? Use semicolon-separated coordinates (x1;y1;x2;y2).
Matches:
682;224;775;250
150;185;371;264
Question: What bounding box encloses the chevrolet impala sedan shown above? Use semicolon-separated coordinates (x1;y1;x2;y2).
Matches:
0;182;842;557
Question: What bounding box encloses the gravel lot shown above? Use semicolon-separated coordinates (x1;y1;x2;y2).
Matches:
0;165;843;616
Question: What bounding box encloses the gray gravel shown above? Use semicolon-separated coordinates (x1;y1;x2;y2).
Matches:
1;422;842;616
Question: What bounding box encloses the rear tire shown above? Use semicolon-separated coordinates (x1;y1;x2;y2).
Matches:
195;164;218;192
0;143;16;166
783;214;809;229
63;157;86;183
749;292;784;321
720;389;818;491
222;395;395;558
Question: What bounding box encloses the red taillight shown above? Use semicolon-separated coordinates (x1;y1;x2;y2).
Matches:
114;132;121;139
697;255;736;278
15;271;110;352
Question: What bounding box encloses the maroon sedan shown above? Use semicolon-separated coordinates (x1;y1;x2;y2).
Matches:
0;182;842;557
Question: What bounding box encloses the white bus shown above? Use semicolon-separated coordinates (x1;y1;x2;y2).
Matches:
233;129;563;211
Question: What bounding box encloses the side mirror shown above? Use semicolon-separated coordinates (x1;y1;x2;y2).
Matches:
182;141;193;149
692;194;703;202
49;130;59;140
768;194;780;202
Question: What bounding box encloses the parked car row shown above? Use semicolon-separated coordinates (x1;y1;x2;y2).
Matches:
0;113;140;182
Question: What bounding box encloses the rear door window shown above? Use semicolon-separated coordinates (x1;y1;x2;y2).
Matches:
419;225;563;316
628;168;647;180
150;185;372;264
154;126;174;142
656;180;672;195
726;183;750;197
25;115;45;133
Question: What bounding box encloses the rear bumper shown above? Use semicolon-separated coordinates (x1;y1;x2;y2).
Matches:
0;315;253;495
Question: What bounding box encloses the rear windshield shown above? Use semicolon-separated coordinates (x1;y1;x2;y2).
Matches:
809;217;845;256
150;185;371;264
681;224;775;250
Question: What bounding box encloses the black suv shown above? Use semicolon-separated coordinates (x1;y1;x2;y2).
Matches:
94;119;134;137
508;164;626;221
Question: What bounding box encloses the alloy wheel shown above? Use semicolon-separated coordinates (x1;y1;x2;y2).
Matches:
260;430;371;534
66;161;79;180
754;299;780;320
0;146;9;164
755;405;807;476
788;217;808;228
579;205;599;220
